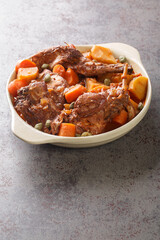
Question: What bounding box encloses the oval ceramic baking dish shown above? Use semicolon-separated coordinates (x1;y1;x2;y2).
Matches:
7;43;152;148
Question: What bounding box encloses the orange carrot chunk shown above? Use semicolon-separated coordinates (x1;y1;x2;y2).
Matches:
58;123;76;137
8;79;28;97
53;64;65;78
15;59;36;73
65;68;79;86
65;84;87;103
113;109;128;125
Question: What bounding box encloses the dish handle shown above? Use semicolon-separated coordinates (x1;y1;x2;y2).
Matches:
11;110;57;144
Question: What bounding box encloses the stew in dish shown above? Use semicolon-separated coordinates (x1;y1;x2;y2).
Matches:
8;44;148;137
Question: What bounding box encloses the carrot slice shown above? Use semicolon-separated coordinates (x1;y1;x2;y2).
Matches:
65;68;79;86
113;110;128;125
65;84;87;103
8;79;28;97
58;123;76;137
53;64;65;78
15;59;36;73
17;67;39;83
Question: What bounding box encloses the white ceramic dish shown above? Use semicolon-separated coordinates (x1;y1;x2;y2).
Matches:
7;43;152;148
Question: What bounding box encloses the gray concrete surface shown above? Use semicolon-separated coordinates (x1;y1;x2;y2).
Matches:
0;0;160;239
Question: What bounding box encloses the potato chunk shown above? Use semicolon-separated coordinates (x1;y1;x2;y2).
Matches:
17;67;39;82
91;45;117;64
128;76;148;101
86;78;109;92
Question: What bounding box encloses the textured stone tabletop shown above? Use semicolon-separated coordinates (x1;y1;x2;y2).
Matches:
0;0;160;239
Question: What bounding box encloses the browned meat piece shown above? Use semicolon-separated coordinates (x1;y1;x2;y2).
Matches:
73;92;107;118
38;69;69;109
50;113;64;135
31;46;82;72
69;109;107;135
39;69;68;92
126;104;136;121
31;46;133;76
14;70;70;132
68;84;130;135
43;113;64;135
22;80;47;104
15;81;59;127
39;69;68;91
38;69;52;79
